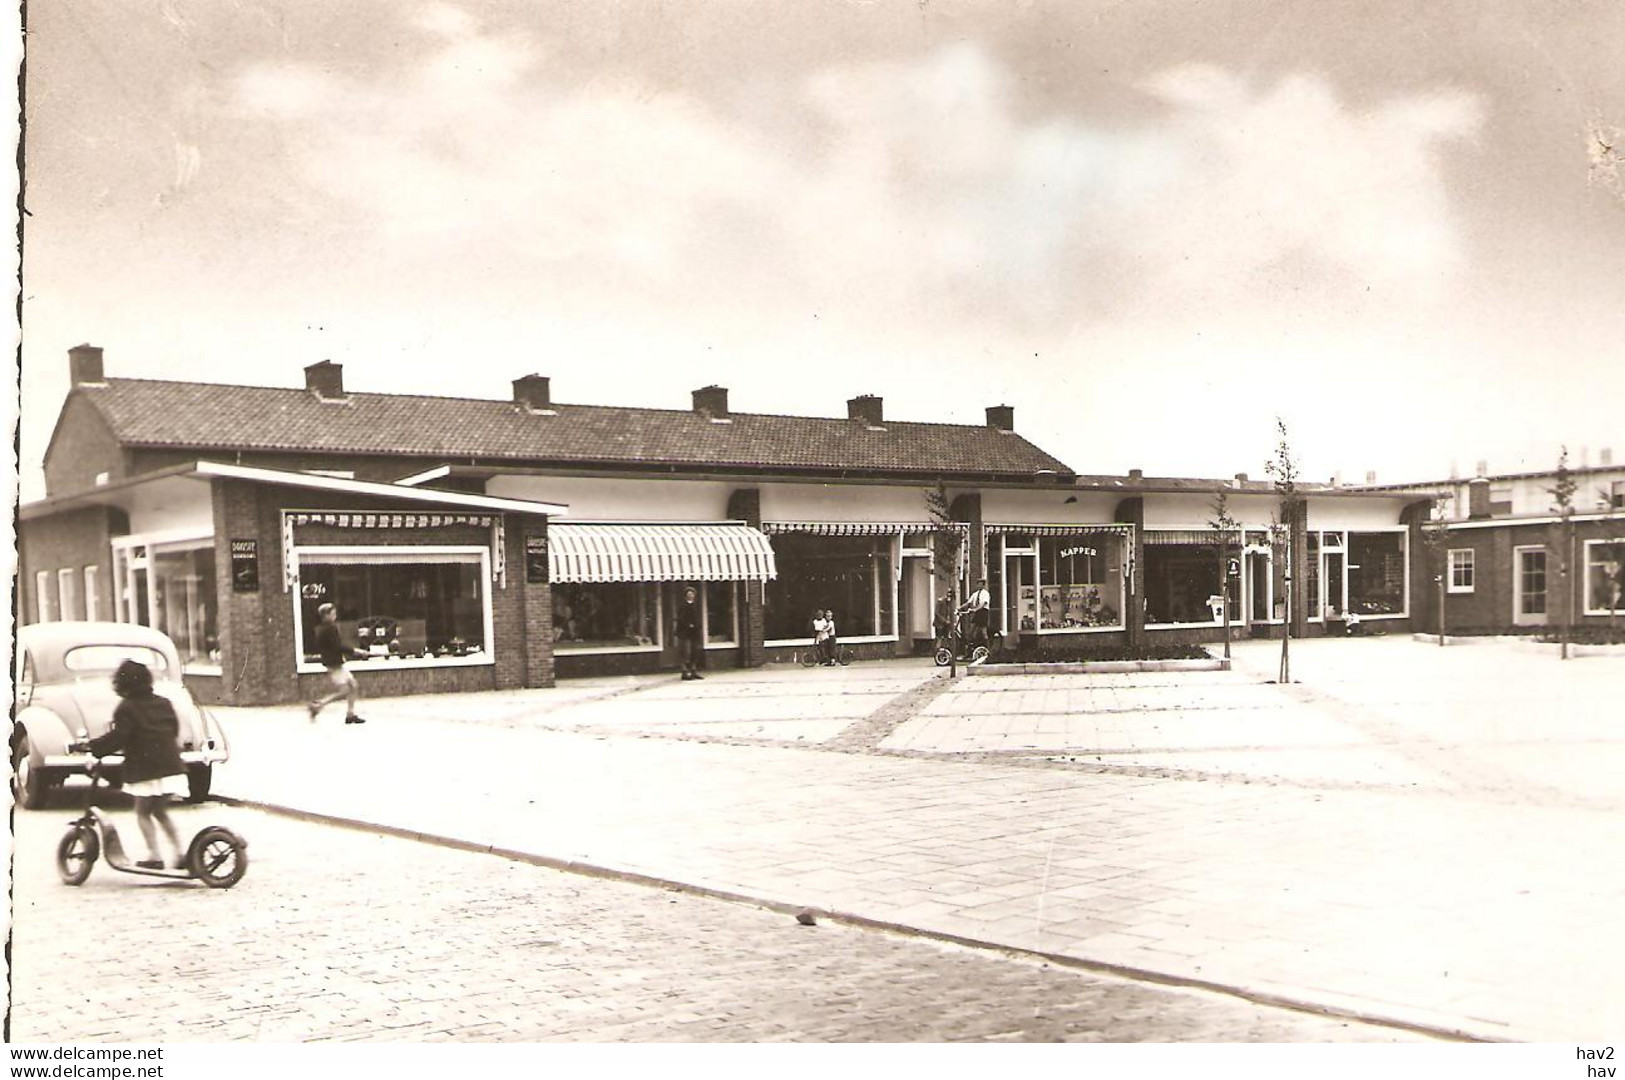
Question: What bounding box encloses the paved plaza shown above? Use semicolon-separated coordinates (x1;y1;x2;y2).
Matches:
8;806;1418;1043
10;636;1622;1041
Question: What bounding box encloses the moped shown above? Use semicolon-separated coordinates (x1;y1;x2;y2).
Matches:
55;755;248;889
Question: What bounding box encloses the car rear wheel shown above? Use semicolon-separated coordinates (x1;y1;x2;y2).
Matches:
12;734;49;810
186;765;212;804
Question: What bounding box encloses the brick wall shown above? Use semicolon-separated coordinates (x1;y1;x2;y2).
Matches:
1114;497;1146;647
42;397;127;496
726;487;766;668
18;506;122;622
209;479;554;705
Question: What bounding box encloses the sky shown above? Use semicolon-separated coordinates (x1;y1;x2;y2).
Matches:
14;0;1625;501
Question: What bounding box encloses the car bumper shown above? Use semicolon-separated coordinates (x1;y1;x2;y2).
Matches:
40;750;227;771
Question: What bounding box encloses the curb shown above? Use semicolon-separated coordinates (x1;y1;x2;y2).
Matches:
969;659;1231;676
213;793;1497;1045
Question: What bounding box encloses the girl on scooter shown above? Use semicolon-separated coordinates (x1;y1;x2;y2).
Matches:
87;660;188;870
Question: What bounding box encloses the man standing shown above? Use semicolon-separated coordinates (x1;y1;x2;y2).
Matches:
308;603;366;724
965;577;992;649
675;586;704;680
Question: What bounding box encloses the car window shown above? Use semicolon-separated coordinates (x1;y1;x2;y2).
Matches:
62;645;172;677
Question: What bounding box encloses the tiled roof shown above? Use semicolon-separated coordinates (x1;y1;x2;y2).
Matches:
75;378;1074;479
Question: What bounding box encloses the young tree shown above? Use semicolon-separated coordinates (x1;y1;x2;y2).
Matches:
1419;495;1453;646
1548;447;1578;660
924;481;964;624
1264;418;1302;683
1208;486;1240;660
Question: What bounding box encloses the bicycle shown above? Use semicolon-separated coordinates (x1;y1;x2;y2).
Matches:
799;643;853;667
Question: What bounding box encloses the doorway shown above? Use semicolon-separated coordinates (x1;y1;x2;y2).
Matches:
1513;546;1548;626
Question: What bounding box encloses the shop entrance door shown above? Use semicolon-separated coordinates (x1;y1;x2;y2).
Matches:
1513;547;1548;626
897;557;932;656
1324;552;1346;619
1247;551;1271;627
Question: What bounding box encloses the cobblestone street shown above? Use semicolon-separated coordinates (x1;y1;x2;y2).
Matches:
11;636;1621;1043
7;807;1422;1043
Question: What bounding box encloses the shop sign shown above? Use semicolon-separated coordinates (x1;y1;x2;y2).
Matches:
1059;545;1099;559
525;534;550;584
230;539;260;593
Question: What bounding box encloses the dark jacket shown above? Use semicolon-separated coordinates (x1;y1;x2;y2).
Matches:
88;693;186;784
674;600;702;642
313;622;355;669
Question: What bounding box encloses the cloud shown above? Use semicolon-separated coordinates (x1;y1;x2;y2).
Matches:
226;21;1483;331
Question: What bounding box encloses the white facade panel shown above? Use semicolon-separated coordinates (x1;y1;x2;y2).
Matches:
487;475;734;520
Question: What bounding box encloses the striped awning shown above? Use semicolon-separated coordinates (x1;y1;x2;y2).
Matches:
1144;529;1229;545
762;521;965;537
548;523;777;584
986;523;1133;537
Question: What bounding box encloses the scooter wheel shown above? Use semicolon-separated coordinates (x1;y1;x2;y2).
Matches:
187;826;249;889
56;824;99;886
969;646;989;664
934;647;952;667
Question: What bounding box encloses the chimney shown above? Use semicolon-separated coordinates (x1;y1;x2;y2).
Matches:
1602;447;1614;467
847;394;883;427
1233;472;1248;484
513;374;551;413
985;405;1014;432
1128;468;1144;481
1331;471;1343;487
1365;470;1377;485
1475;459;1488;478
1468;477;1491;519
304;360;345;401
69;344;105;385
1581;445;1591;468
693;385;729;419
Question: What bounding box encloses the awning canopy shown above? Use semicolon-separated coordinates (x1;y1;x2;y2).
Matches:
762;521;966;536
1144;529;1230;545
986;523;1133;537
549;523;777;584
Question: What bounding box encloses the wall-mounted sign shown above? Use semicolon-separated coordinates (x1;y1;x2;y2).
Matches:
230;539;259;593
525;534;549;584
1059;545;1099;559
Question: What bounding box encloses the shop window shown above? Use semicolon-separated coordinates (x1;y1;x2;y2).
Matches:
58;569;79;621
1144;541;1225;626
1448;549;1475;593
1305;532;1321;621
35;571;54;624
298;549;491;665
704;582;737;645
1033;535;1123;630
552;582;661;651
764;533;895;641
151;545;220;667
1586;541;1625;615
1347;532;1406;615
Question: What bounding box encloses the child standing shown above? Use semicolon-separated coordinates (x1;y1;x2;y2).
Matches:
88;660;188;869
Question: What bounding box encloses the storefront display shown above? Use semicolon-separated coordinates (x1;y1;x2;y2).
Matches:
294;549;491;666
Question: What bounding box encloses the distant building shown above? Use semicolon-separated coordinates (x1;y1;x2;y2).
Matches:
20;343;1421;705
1360;457;1625;632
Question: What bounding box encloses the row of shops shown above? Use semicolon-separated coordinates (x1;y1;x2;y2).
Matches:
16;345;1477;705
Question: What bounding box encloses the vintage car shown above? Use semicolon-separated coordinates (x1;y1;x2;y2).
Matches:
11;622;230;809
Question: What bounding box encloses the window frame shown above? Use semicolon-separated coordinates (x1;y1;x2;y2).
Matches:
763;533;899;646
1343;527;1411;620
551;581;665;655
702;581;739;649
83;565;100;622
58;567;80;621
1583;538;1625;616
1447;548;1476;594
34;571;54;623
291;544;497;673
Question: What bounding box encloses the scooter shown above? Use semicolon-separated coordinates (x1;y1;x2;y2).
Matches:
55;754;248;889
934;609;994;667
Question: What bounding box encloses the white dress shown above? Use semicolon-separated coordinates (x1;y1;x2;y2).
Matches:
124;773;188;799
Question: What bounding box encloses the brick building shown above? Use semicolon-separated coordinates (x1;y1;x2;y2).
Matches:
19;344;1425;705
1362;458;1625;634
